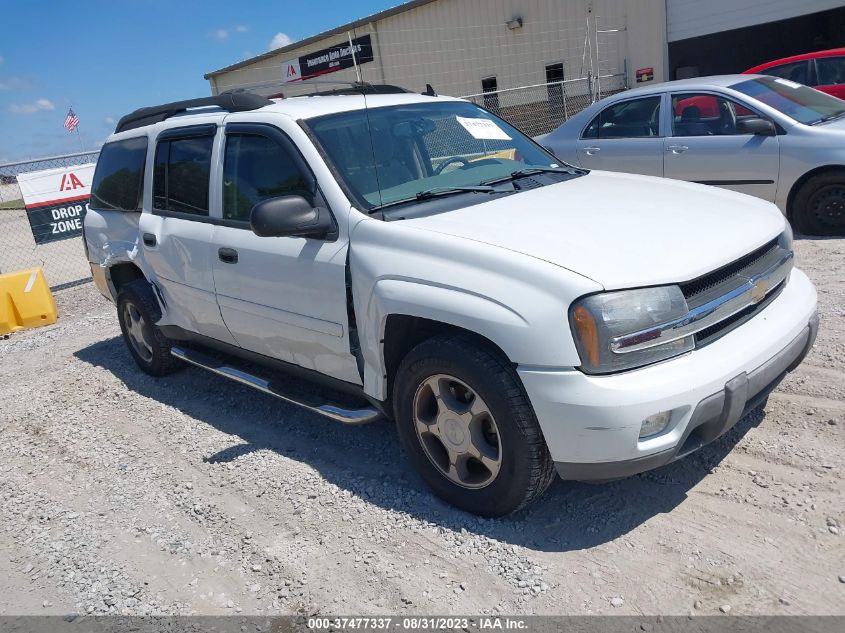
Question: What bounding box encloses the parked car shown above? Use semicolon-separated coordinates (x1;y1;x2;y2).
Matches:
744;48;845;100
84;86;817;516
539;75;845;235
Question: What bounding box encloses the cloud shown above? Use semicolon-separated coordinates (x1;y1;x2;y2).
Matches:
211;25;248;41
8;98;55;114
104;116;115;126
0;76;32;91
269;32;292;51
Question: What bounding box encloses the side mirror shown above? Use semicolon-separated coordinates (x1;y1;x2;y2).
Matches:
249;195;333;239
737;117;776;136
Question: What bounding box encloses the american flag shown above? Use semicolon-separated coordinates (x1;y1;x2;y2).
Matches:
64;108;80;132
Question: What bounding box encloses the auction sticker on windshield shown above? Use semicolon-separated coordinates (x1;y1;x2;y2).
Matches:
456;116;512;140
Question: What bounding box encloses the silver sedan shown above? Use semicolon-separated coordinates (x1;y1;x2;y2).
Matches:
539;75;845;235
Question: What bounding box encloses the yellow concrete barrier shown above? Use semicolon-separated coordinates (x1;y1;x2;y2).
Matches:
0;267;58;335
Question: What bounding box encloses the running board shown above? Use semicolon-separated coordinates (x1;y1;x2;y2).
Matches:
170;346;380;425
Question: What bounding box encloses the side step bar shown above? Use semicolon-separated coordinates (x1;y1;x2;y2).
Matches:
170;346;381;425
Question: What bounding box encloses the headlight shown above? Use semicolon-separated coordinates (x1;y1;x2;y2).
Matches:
569;286;694;374
778;223;793;252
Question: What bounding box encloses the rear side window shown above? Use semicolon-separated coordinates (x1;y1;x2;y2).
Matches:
153;134;214;217
89;137;147;212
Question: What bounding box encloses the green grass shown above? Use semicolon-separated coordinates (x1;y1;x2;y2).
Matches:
0;198;24;210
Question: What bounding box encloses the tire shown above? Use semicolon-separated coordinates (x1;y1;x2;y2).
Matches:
392;333;555;516
792;171;845;236
116;279;183;377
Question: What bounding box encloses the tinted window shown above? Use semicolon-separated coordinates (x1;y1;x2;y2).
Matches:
583;96;661;139
90;137;147;212
223;134;312;222
153;135;213;216
672;93;766;136
759;61;810;85
816;56;845;86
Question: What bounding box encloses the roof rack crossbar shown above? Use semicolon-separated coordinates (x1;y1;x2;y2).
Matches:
114;91;272;134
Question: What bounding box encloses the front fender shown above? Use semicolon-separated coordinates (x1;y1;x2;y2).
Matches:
349;217;602;400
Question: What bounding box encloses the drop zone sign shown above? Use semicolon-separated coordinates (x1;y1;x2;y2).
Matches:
17;163;95;245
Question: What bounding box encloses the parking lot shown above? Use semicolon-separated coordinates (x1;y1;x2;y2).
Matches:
0;237;841;617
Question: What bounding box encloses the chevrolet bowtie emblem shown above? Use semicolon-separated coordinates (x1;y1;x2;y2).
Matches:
751;279;769;303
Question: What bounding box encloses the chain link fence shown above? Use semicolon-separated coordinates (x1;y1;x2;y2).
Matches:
0;151;99;291
461;73;627;138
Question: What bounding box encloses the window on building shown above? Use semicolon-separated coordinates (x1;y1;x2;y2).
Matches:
153;135;214;217
546;62;565;110
481;76;499;111
222;134;312;223
90;137;148;212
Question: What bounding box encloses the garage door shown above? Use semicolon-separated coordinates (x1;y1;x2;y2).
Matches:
667;0;845;42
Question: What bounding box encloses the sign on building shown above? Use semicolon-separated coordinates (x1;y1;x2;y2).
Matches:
283;34;374;83
17;163;95;245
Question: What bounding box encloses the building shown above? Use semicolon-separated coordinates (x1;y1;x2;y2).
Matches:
205;0;845;101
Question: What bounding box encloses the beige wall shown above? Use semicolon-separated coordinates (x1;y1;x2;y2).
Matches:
209;0;669;98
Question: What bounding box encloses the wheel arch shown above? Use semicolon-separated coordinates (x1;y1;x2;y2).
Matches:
786;164;845;221
382;314;513;414
107;262;146;299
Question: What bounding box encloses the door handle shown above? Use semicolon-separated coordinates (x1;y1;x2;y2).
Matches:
667;144;689;154
584;146;601;155
142;233;157;247
218;247;238;264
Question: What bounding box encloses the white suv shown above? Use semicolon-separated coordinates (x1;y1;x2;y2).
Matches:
83;86;818;516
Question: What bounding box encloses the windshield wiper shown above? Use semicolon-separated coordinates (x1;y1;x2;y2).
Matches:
369;186;505;211
481;166;582;186
812;111;845;125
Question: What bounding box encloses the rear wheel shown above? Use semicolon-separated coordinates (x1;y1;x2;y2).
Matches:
116;279;182;376
792;172;845;236
393;333;555;516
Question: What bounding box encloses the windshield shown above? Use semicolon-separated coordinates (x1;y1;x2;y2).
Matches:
306;100;564;210
731;76;845;125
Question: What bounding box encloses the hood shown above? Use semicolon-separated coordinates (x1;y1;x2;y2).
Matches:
401;170;786;290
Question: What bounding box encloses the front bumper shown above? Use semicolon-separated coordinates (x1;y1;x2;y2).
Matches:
518;268;818;481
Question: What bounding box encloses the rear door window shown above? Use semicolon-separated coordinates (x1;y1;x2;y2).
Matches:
89;137;148;212
153;133;214;217
583;96;661;139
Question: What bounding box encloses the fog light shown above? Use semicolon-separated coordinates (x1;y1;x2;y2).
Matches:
639;411;672;438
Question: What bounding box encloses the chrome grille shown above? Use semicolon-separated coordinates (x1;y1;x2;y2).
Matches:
681;237;779;307
610;234;793;355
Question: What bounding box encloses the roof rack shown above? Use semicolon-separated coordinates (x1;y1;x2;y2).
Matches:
303;82;412;97
114;91;272;134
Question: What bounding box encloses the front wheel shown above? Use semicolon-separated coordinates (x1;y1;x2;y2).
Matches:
393;334;555;516
792;172;845;236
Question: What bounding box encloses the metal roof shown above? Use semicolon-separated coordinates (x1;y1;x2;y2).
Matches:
204;0;438;80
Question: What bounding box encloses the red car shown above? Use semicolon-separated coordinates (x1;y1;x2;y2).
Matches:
744;48;845;100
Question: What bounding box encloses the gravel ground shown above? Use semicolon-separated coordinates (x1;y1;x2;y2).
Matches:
0;237;842;617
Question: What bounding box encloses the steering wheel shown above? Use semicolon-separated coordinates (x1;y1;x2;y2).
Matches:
434;156;470;175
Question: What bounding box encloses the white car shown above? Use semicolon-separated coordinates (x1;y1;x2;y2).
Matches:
539;75;845;236
84;86;818;516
